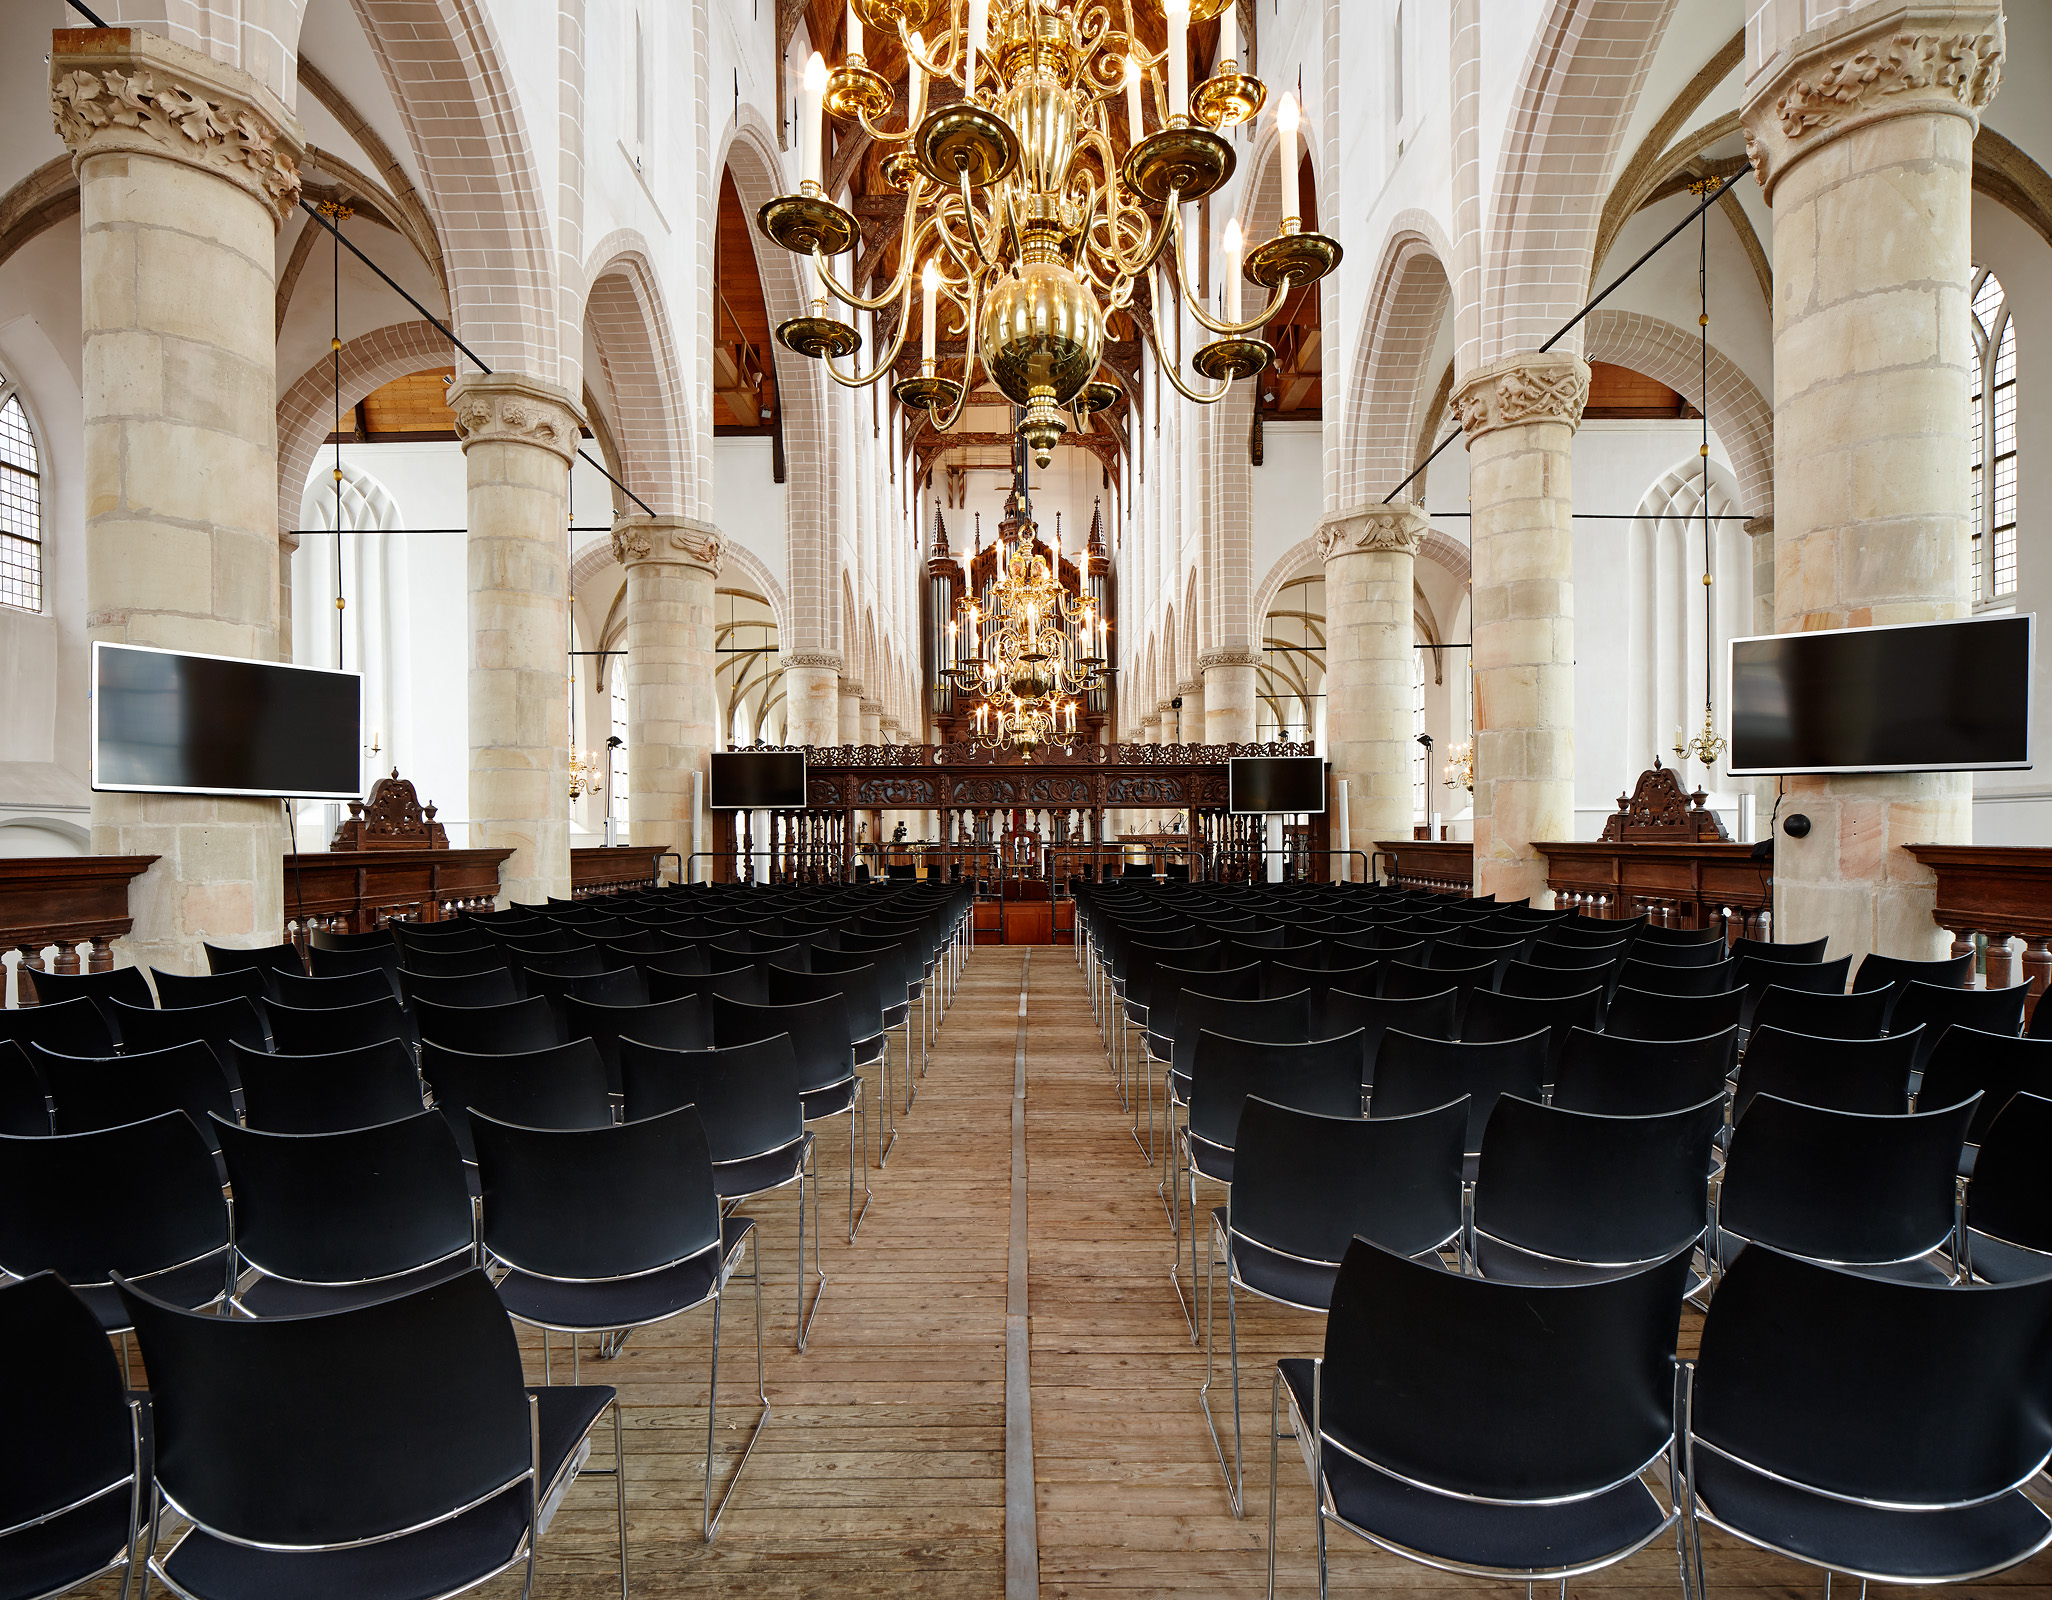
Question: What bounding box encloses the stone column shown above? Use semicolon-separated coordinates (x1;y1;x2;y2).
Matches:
859;698;883;746
1742;3;2000;961
54;27;303;971
449;372;583;907
1153;699;1177;744
612;513;720;876
837;681;862;746
782;652;844;747
1453;352;1590;906
1139;713;1161;745
1198;648;1260;745
1319;501;1428;872
1177;680;1206;745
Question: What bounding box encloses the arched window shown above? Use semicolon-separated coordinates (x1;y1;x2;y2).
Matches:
1257;572;1325;743
1970;267;2018;602
0;385;42;613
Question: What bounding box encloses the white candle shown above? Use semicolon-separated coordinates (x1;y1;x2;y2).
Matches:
802;51;828;192
908;30;926;120
966;0;987;97
1124;53;1143;140
1223;216;1243;321
922;259;940;365
1276;92;1300;220
846;0;862;60
1165;0;1189;121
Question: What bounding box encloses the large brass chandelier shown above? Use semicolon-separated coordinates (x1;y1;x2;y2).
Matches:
944;498;1107;749
757;0;1343;468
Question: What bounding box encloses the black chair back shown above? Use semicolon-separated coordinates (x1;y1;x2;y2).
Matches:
398;966;522;1009
33;1041;236;1150
1749;985;1888;1040
1498;958;1618;1002
1735;953;1852;1029
230;1039;426;1134
418;1039;612;1163
1186;1030;1369;1156
1919;1028;2052;1145
151;966;269;1009
17;964;153;1019
1616;957;1735;997
0;997;116;1058
714;992;855;1095
1552;1027;1737;1116
1730;935;1827;964
1322;986;1458;1087
1462;986;1604;1082
1144;961;1262;1055
1891;981;2031;1075
1967;1091;2052;1259
1605;985;1745;1041
617;1035;803;1170
1170;991;1311;1082
1371;1029;1549;1153
0;1041;47;1136
310;927;399;953
266;994;416;1058
111;995;268;1057
1621;939;1727;969
266;969;394;1010
204;941;304;978
391;945;511;980
1733;1024;1922;1122
1851;951;1976;1028
306;944;402;993
413;995;562;1055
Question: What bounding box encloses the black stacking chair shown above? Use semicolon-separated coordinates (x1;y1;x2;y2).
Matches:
0;1272;148;1600
150;966;268;1009
1731;1024;1922;1123
1471;1094;1722;1289
266;968;395;1011
1269;1239;1694;1597
1713;1093;1979;1283
1616;956;1734;997
1265;959;1381;1024
413;995;562;1055
1852;950;1976;1027
1322;985;1458;1100
203;940;304;979
395;921;502;952
0;1041;48;1135
836;934;922;1096
1730;934;1827;964
617;1034;821;1350
1202;1095;1466;1514
110;995;267;1058
470;1105;766;1541
1462;986;1604;1084
17;964;153;1031
33;1041;237;1151
216;1112;474;1316
1371;1029;1550;1162
0;1114;230;1360
1164;991;1312;1241
309;927;399;953
1680;1246;2052;1589
0;997;115;1059
1383;958;1494;1025
306;942;403;997
1622;938;1728;969
562;994;707;1099
1553;1027;1738;1117
266;994;417;1058
806;950;897;1164
490;926;593;957
648;962;769;1007
116;1266;624;1600
393;944;513;979
1735;953;1852;1030
1498;958;1619;1003
1749;984;1888;1040
722;988;871;1239
508;947;607;982
1636;925;1725;949
1529;939;1631;970
1919;1027;2052;1156
398;965;523;1008
1892;981;2031;1074
1962;1091;2052;1282
1606;984;1745;1041
229;1039;427;1134
2032;998;2052;1039
1138;962;1263;1165
418;1039;613;1166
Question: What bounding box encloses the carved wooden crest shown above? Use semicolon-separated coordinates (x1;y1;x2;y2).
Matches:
1600;765;1731;843
331;769;449;851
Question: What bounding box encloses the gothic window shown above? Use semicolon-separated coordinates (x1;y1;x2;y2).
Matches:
0;386;42;613
1257;572;1325;743
1969;267;2018;602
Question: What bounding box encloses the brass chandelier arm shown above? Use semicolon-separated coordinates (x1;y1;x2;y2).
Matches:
1160;206;1295;337
819;266;916;389
810;196;936;314
925;271;983;432
1139;299;1233;405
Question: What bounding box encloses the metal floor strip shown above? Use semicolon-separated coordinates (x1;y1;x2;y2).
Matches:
1006;948;1039;1600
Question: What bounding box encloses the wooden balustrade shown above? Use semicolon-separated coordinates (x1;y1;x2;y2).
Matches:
571;846;667;897
282;848;516;942
1904;846;2052;1025
0;854;159;1004
1374;840;1476;896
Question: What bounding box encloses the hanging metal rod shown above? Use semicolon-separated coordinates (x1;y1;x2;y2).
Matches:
1423;511;1759;521
1384;161;1755;505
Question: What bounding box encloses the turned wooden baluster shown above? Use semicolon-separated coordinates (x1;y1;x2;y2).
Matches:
16;944;46;1004
1986;932;2018;992
1950;926;1977;962
2023;938;2051;1027
87;935;112;973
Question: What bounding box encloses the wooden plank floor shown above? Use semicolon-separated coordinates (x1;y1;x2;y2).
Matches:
70;943;2052;1597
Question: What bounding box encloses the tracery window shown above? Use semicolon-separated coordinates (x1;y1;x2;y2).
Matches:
1969;267;2018;602
0;386;42;613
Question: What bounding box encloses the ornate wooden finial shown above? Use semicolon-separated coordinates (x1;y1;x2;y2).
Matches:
330;768;450;850
1599;765;1731;843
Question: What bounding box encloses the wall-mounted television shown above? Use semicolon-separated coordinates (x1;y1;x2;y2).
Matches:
709;751;808;809
1726;615;2034;776
1229;755;1327;814
91;642;363;800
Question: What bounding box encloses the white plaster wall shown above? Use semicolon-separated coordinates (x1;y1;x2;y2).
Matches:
715;436;788;612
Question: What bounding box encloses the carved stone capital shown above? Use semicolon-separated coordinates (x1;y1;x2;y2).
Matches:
878;714;902;732
1176;679;1203;697
1743;514;1775;540
859;699;885;718
611;513;722;575
446;373;584;466
1450;353;1590;443
838;680;864;700
51;27;305;220
1197;646;1262;673
1317;500;1429;563
1741;5;2003;200
781;650;845;674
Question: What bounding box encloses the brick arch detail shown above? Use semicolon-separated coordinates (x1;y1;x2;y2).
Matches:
1341;214;1454;508
275;319;455;543
93;0;309;104
1482;0;1678;366
1583;308;1774;523
583;230;693;518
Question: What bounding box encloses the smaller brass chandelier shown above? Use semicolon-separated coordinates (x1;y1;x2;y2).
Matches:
944;495;1106;750
567;747;602;801
1674;705;1727;768
1442;739;1474;795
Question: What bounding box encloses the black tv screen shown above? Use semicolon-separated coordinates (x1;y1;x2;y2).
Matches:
1230;755;1326;814
91;643;362;799
1727;615;2034;776
709;751;807;809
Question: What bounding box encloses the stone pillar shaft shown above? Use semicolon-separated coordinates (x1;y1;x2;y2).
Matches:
1320;502;1428;871
1744;2;2001;960
783;654;844;748
859;698;883;747
450;373;582;907
1199;650;1259;745
55;26;303;970
614;514;721;876
837;682;862;747
1455;352;1590;906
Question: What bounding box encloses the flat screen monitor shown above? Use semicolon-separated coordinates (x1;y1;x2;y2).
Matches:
91;642;363;799
1229;755;1327;814
1727;615;2034;776
709;751;807;809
